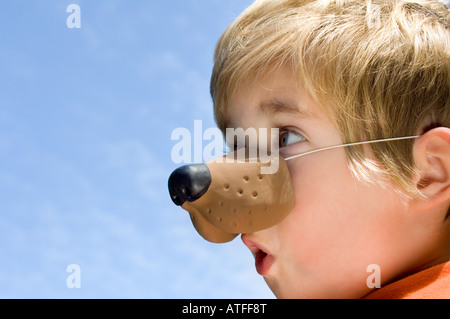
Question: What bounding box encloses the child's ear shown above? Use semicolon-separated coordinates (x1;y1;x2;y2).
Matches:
411;127;450;211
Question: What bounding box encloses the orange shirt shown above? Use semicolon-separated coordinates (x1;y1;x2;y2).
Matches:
365;261;450;299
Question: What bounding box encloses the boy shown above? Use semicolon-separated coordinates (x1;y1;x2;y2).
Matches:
210;0;450;298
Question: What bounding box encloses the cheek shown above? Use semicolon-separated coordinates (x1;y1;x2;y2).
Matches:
288;150;355;217
269;152;410;297
280;153;354;254
278;151;405;266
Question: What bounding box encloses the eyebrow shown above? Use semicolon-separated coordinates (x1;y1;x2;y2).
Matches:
260;98;311;118
223;97;310;130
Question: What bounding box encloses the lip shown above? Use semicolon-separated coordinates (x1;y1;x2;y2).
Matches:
241;234;274;276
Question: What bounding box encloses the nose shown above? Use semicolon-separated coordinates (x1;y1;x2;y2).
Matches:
168;164;212;206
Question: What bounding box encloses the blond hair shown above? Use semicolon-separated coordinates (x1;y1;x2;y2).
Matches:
210;0;450;197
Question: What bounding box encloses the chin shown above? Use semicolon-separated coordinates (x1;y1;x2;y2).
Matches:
264;277;291;299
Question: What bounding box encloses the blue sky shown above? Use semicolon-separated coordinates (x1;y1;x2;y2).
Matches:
0;0;275;298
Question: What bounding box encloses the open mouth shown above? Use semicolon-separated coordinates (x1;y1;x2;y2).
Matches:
241;235;274;276
255;249;270;275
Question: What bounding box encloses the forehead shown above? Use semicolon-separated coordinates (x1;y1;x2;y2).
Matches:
224;66;326;129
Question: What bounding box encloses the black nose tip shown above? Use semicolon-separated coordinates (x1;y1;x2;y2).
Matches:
168;164;212;206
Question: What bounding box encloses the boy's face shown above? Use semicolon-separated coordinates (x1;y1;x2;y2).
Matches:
226;67;417;298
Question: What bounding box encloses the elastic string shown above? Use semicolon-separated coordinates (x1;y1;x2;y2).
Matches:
285;136;420;161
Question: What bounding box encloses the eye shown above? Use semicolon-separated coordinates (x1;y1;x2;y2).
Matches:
279;129;306;148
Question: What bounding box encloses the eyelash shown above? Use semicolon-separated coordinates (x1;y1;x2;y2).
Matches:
278;127;307;148
225;126;307;152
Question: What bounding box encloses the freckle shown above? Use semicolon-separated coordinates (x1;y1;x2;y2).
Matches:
207;208;212;215
224;184;230;190
218;217;222;223
252;191;258;198
258;174;263;180
243;176;249;182
237;188;243;195
218;201;223;207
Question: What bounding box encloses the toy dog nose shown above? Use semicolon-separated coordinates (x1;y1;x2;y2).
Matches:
168;164;212;206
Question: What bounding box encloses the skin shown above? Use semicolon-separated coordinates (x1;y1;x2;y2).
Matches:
225;66;450;298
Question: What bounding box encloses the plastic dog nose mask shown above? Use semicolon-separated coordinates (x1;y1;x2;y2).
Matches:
168;135;419;243
168;154;294;243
